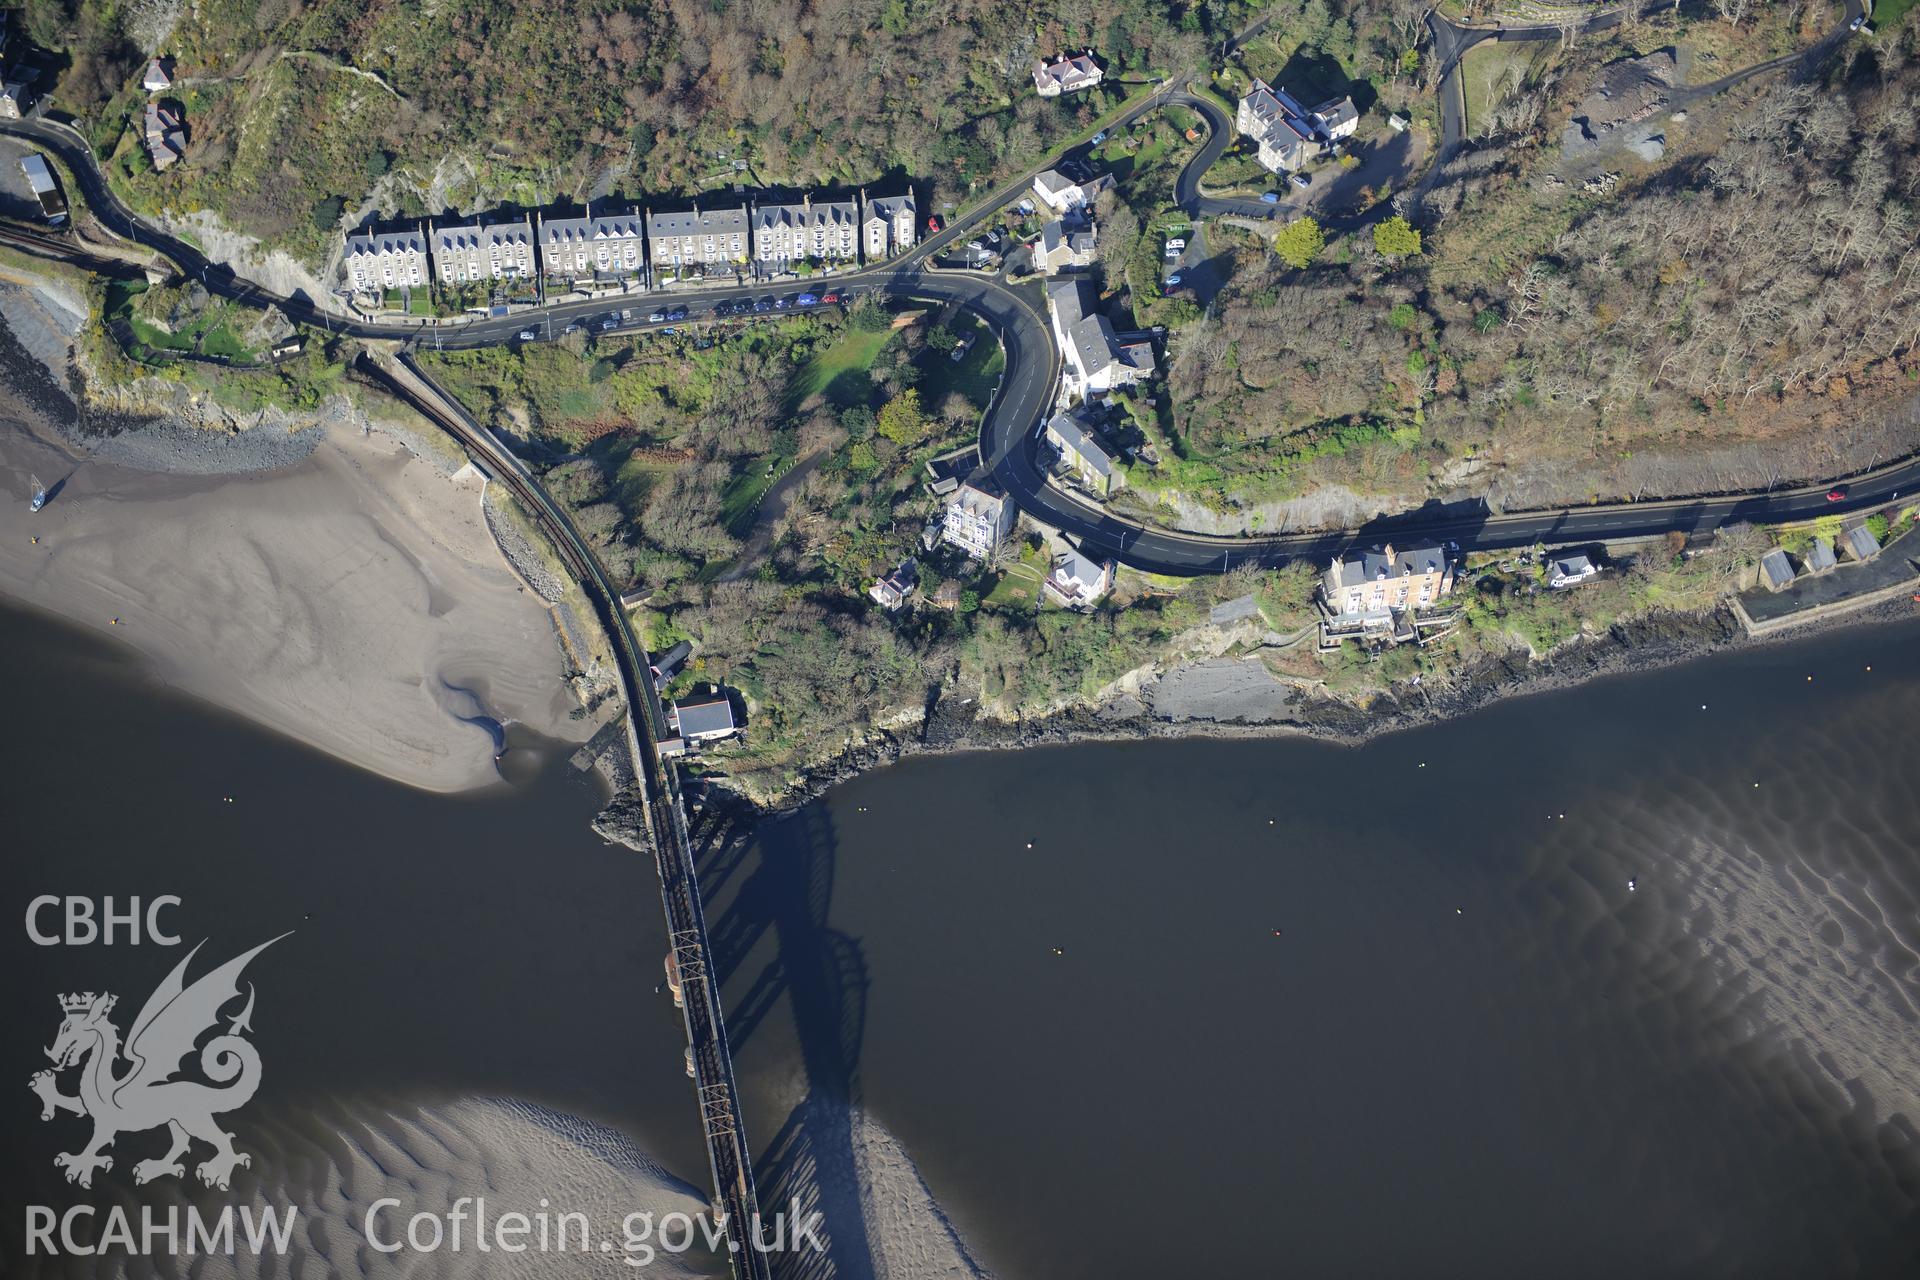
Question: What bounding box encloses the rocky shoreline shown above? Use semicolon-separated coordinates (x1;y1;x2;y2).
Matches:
709;598;1915;817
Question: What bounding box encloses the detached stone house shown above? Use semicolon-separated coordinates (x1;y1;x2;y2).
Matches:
861;190;917;261
142;100;185;171
753;194;859;270
1843;524;1882;562
1033;52;1103;97
342;225;430;297
1044;411;1121;496
941;476;1015;559
538;206;646;283
432;215;536;287
0;76;31;119
1323;543;1455;622
647;203;749;274
1235;78;1359;174
1758;548;1795;591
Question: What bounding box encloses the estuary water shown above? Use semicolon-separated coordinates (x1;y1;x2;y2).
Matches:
4;598;1919;1277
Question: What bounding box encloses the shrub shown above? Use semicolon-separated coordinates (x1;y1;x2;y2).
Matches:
1373;215;1422;258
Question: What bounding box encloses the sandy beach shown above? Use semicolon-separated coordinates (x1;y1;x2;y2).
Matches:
0;410;596;792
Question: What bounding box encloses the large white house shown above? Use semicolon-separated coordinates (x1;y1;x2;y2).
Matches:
1045;548;1115;607
941;476;1015;559
1235;79;1359;173
432;215;536;287
538;206;646;283
1032;169;1112;215
860;190;917;261
343;225;430;297
1046;279;1155;403
1033;52;1103;97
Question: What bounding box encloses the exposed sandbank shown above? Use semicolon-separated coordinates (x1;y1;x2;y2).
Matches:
0;413;595;792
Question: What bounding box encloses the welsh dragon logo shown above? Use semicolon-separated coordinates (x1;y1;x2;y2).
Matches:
29;935;287;1191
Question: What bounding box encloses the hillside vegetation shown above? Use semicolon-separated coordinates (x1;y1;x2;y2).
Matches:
1165;20;1920;524
22;0;1251;261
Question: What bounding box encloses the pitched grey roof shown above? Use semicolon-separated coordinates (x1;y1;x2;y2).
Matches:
865;192;915;224
1333;548;1393;585
1844;525;1881;560
648;204;749;238
1394;544;1448;576
1034;170;1077;200
541;208;645;245
1759;548;1794;587
1046;413;1114;477
1314;95;1359;132
346;228;427;257
1804;538;1836;572
1055;550;1108;589
674;697;736;739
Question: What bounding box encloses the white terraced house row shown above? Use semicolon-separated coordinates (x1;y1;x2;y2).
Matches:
860;190;916;260
538;206;646;281
647;203;749;272
432;215;536;286
343;226;430;296
753;195;859;268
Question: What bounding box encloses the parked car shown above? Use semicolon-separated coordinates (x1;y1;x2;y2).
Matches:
563;322;583;334
927;215;943;232
667;306;689;321
517;328;536;340
1827;485;1850;502
1165;272;1182;287
599;317;618;331
1091;131;1107;145
1850;14;1866;29
660;326;678;335
648;310;666;323
753;298;772;312
796;292;819;306
1260;191;1280;204
821;291;840;304
1290;173;1311;189
773;296;789;309
951;335;975;363
1164;238;1185;257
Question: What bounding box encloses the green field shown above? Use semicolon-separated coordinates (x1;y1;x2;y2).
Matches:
916;316;1005;417
787;324;896;408
1873;0;1918;28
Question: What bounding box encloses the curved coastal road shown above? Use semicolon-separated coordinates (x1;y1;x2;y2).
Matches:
4;62;1912;581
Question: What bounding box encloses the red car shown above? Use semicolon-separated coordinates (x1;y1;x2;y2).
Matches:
821;291;840;304
1826;485;1849;502
927;215;943;233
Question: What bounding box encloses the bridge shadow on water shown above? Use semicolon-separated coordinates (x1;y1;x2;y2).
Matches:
693;799;875;1280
